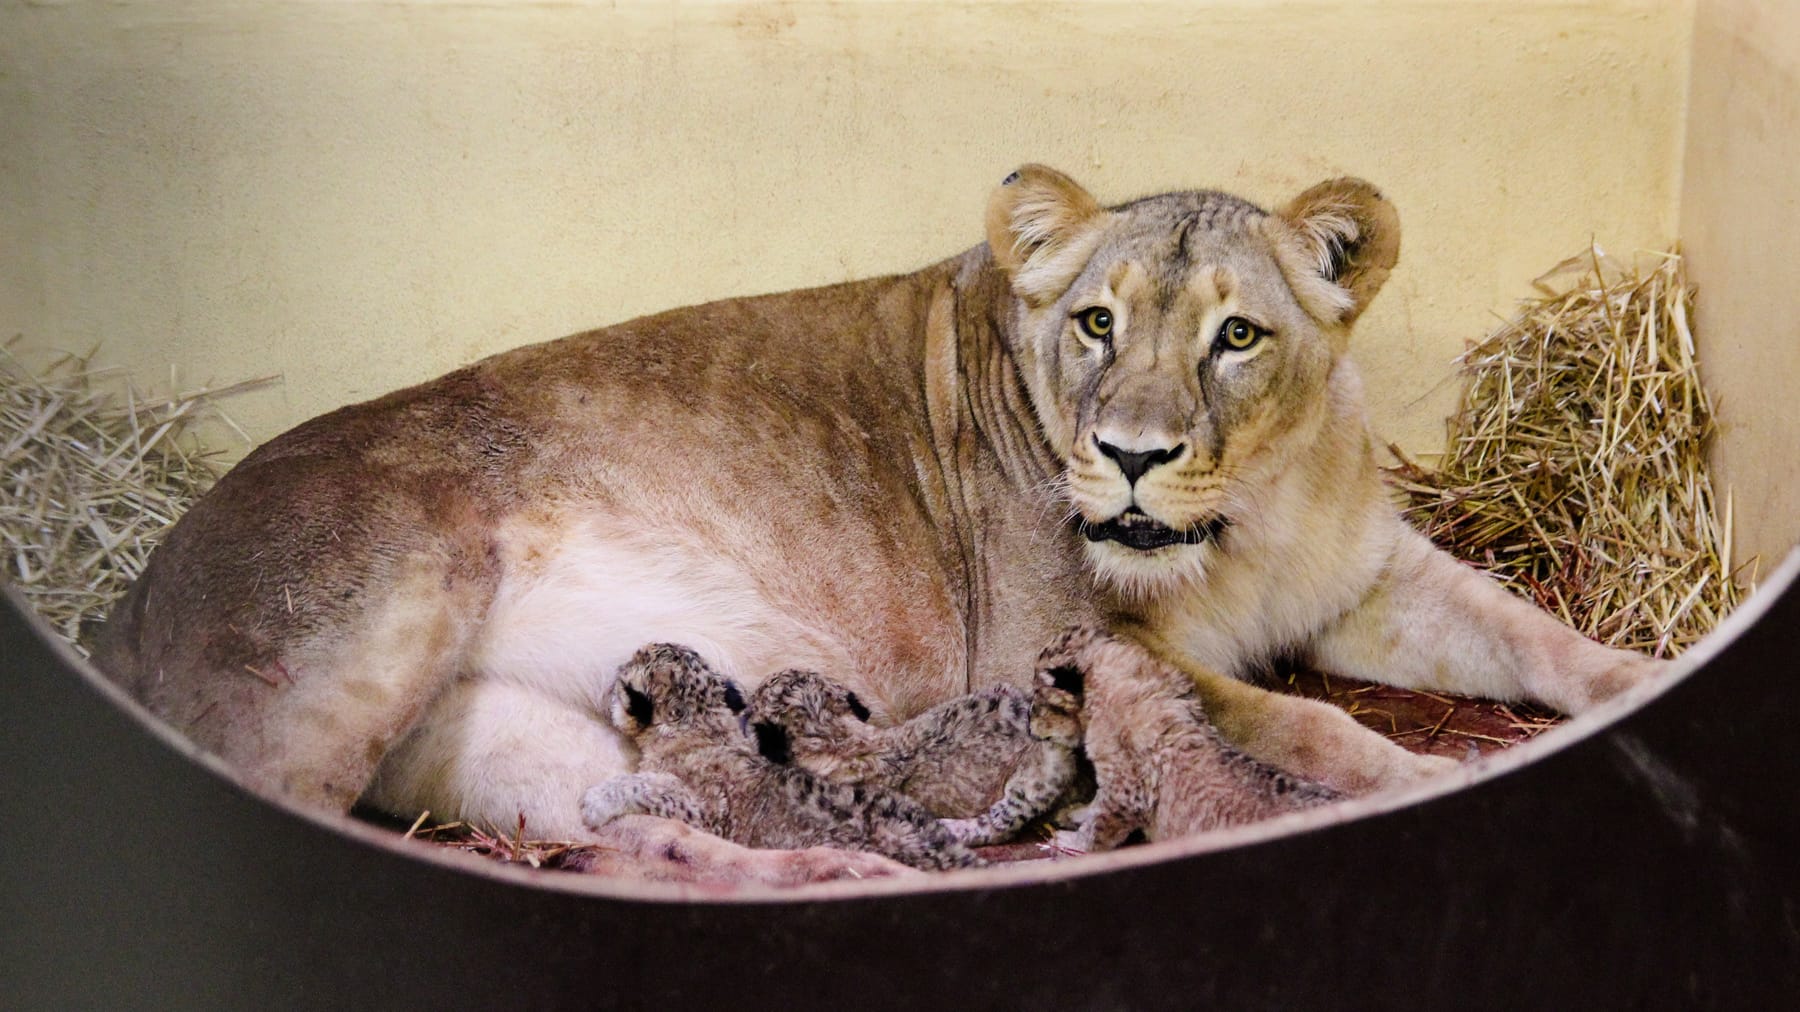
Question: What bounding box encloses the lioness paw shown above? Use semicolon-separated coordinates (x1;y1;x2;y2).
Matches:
784;846;916;884
1402;752;1461;783
1573;653;1673;713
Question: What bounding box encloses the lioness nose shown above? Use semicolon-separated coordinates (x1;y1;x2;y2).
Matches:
1094;437;1185;485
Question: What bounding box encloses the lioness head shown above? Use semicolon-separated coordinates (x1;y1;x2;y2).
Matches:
985;165;1399;595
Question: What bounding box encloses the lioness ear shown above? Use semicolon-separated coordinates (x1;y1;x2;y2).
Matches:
1274;177;1400;327
985;164;1107;305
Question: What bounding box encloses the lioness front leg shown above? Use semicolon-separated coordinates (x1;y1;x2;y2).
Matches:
1175;666;1458;796
1310;525;1670;714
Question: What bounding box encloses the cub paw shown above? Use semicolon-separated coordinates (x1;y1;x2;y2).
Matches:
1042;803;1098;854
939;817;982;845
579;779;644;829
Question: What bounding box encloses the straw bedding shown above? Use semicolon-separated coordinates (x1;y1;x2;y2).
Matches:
0;344;267;652
0;244;1745;864
1388;245;1742;658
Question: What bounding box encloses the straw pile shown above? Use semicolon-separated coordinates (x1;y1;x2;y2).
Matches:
1387;245;1743;658
0;343;269;651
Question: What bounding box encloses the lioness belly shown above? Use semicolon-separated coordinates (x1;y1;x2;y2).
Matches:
468;518;865;710
361;510;972;831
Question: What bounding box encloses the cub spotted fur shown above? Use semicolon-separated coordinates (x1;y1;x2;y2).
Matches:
91;165;1666;884
747;668;1088;845
581;644;983;872
1038;626;1340;850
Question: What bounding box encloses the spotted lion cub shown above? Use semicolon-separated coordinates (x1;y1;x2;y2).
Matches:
1043;627;1341;852
579;644;983;873
748;668;1089;846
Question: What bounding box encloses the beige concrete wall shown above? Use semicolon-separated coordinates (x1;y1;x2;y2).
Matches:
1680;0;1800;574
2;0;1689;459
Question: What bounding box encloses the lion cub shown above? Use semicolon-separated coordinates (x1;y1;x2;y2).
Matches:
747;668;1088;846
1042;627;1341;852
579;644;983;872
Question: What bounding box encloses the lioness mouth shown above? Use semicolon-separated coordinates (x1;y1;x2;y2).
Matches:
1079;508;1230;551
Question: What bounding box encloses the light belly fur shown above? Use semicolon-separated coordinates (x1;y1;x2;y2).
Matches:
363;510;970;832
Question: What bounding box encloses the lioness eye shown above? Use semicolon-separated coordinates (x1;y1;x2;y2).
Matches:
1218;316;1266;351
1074;306;1114;342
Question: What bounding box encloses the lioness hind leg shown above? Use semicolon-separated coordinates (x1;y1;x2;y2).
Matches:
93;546;489;813
86;444;509;815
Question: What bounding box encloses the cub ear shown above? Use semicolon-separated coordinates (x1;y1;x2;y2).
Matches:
753;722;793;765
1040;664;1086;698
843;691;872;723
985;164;1108;305
1273;177;1400;328
722;681;747;714
622;683;655;728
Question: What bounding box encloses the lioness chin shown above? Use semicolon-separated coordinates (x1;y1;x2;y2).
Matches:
89;165;1665;884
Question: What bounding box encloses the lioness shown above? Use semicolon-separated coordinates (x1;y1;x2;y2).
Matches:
90;165;1663;884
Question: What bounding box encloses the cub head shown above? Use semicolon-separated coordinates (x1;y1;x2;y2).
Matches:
747;668;878;762
607;642;748;741
985;165;1399;596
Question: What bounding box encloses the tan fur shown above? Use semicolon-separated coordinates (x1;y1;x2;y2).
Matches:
90;166;1665;884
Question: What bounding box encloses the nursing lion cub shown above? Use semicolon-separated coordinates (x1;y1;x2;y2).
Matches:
91;166;1663;884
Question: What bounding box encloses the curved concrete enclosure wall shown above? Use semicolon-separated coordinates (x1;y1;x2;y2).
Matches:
6;0;1800;1005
